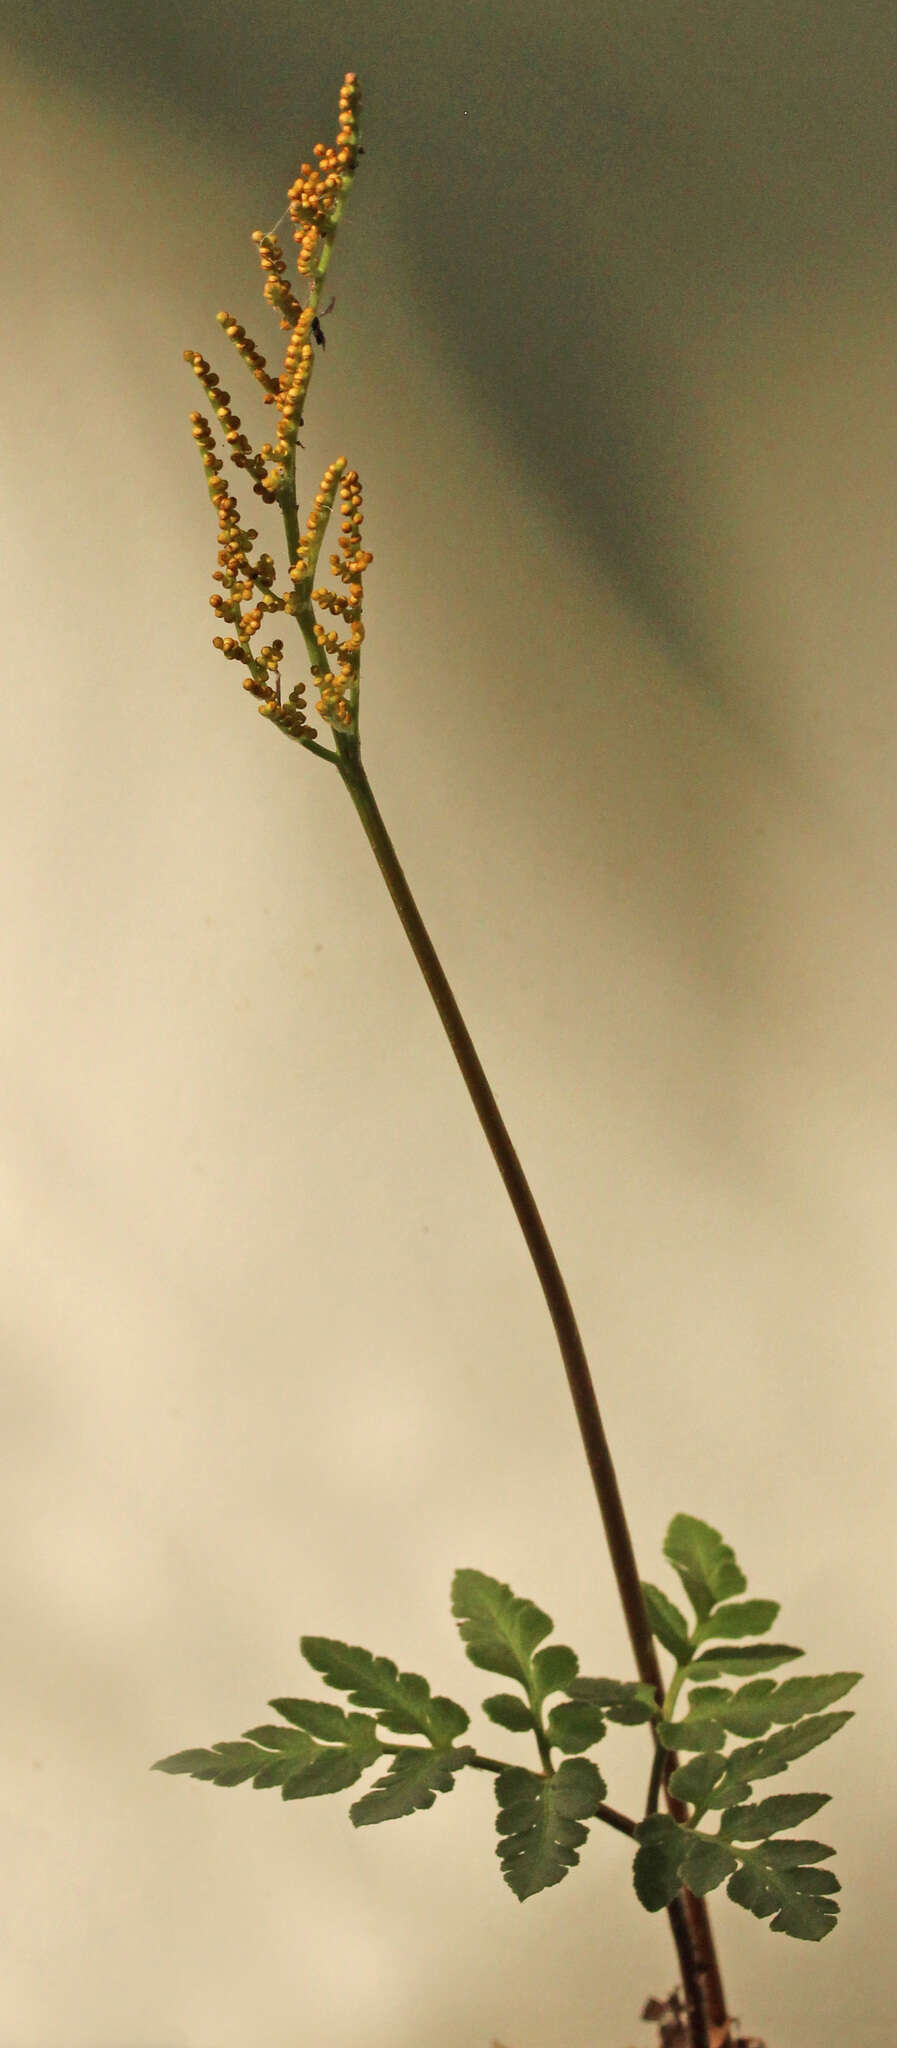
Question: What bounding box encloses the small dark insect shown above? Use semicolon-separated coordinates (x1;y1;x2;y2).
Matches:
312;296;336;348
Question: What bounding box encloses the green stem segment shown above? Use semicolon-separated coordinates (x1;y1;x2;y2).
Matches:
645;1659;691;1820
533;1721;554;1775
333;738;730;2047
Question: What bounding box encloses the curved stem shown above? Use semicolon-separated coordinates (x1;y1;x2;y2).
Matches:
336;745;657;1680
298;734;341;766
334;742;730;2048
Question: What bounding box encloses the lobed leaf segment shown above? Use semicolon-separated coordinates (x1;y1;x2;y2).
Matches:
631;1515;861;1941
153;1517;859;1938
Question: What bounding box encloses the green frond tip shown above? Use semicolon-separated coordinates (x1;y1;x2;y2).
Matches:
662;1514;747;1621
451;1568;578;1711
727;1844;841;1940
299;1636;469;1746
495;1757;607;1901
151;1703;382;1798
641;1582;691;1662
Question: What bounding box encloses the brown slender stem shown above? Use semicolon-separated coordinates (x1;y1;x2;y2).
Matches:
334;739;731;2048
335;745;655;1676
669;1896;711;2048
592;1800;639;1841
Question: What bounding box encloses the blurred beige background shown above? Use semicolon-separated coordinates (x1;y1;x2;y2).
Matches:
2;6;896;2046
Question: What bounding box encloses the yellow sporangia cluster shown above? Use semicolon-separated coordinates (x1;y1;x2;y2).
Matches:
285;461;370;732
184;72;370;751
284;70;361;277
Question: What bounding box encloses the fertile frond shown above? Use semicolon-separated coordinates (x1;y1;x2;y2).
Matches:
184;72;370;754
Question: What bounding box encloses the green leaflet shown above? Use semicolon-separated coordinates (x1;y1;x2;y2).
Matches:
483;1670;653;1751
244;1717;379;1761
645;1528;781;1667
704;1710;856;1806
754;1672;861;1724
565;1676;657;1725
544;1700;608;1754
692;1677;787;1739
151;1709;381;1799
451;1568;577;1712
152;1737;312;1789
670;1711;854;1812
695;1598;780;1641
268;1697;380;1746
481;1693;537;1734
495;1757;607;1901
641;1582;691;1662
632;1814;687;1911
676;1832;739;1897
727;1844;841;1940
686;1644;804;1681
669;1671;862;1745
350;1745;475;1826
659;1671;859;1749
300;1637;469;1746
713;1678;778;1737
719;1792;832;1839
660;1719;726;1753
280;1746;368;1799
667;1752;728;1805
636;1810;748;1911
755;1837;835;1866
662;1515;746;1621
531;1642;579;1698
659;1685;732;1752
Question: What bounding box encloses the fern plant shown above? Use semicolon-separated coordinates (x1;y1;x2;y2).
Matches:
156;73;861;2048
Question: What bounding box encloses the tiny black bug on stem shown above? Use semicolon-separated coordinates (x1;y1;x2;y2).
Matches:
312;296;336;348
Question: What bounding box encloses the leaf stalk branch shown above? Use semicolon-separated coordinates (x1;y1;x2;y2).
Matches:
376;1742;638;1838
